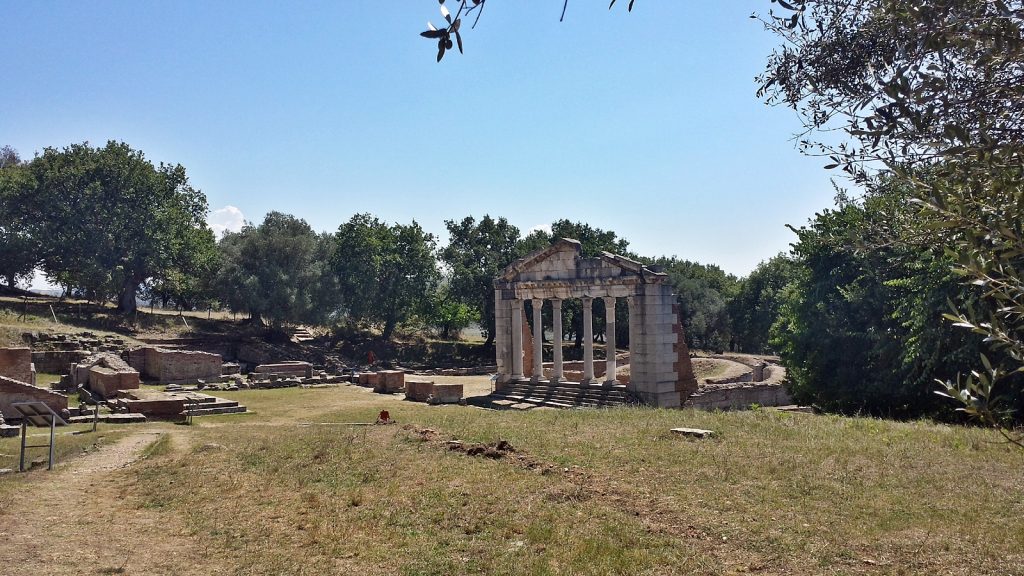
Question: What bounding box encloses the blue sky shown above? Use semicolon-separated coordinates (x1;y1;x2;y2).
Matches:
2;1;839;279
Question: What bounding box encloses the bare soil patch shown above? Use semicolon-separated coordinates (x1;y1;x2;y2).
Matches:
0;429;226;575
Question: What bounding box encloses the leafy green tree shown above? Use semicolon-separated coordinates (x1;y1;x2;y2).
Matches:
759;0;1024;431
441;215;522;346
729;254;798;353
652;257;739;351
0;149;38;289
333;214;439;341
143;226;219;310
214;212;335;327
771;181;1002;417
424;283;480;340
23;141;209;312
0;146;20;169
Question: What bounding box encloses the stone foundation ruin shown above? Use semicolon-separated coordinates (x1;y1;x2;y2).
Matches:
70;352;141;399
126;346;224;384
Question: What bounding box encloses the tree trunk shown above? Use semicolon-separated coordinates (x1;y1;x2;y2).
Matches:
117;277;139;313
382;317;397;341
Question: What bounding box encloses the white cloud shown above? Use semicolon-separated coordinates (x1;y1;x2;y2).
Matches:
208;205;246;237
528;223;552;236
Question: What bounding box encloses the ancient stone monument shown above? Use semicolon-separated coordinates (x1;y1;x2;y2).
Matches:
493;238;698;408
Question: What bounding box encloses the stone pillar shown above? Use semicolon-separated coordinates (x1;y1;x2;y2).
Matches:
494;289;512;388
626;296;638;392
551;299;564;382
510;299;524;380
581;297;595;385
603;296;617;385
630;283;685;408
531;298;544;381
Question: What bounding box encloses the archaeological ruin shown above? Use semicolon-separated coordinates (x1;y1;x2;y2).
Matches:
493;238;698;408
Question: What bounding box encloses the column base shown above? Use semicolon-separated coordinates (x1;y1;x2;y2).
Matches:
579;378;598;386
602;379;618;387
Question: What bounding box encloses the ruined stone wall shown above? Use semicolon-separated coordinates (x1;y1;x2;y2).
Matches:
32;350;90;375
0;375;68;420
0;347;35;385
128;347;222;383
672;306;698;399
686;383;793;410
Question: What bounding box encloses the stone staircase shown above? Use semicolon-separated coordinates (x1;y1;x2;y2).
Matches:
182;395;247;416
289;326;316;344
468;380;636;411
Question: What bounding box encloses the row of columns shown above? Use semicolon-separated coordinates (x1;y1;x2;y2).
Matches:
509;296;619;386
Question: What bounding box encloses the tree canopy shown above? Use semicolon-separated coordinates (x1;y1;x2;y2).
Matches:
0;149;38;289
23;141;210;312
759;0;1024;426
333;214;439;341
441;215;522;345
214;212;336;327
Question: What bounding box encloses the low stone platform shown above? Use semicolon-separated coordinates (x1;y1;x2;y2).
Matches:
116;390;247;418
68;413;147;424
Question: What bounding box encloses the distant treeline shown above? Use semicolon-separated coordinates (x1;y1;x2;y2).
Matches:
1;141;1019;420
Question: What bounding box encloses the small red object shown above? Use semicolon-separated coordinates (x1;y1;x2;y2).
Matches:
368;350;377;365
377;410;390;424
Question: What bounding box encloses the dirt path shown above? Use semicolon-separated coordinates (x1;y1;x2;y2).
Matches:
0;429;226;575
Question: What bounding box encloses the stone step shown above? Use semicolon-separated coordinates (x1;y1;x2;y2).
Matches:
502;396;623;409
492;389;631;403
68;413;147;424
497;383;628;393
469;392;630;411
184;405;247;416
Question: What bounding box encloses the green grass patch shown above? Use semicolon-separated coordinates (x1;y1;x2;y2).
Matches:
122;386;1024;575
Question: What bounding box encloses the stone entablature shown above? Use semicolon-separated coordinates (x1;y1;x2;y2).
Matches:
494;238;698;408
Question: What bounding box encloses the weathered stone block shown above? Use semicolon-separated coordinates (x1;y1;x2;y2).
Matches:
88;366;140;398
375;370;405;393
357;372;379;388
405;379;434;402
427;383;463;404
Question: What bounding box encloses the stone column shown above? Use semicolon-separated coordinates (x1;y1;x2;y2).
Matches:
603;296;617;385
531;298;544;381
581;296;595;385
551;299;564;382
510;299;524;380
626;296;638;392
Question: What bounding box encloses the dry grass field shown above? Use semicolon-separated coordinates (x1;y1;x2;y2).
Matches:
2;382;1022;575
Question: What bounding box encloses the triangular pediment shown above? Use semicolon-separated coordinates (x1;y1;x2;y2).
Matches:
497;238;664;284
